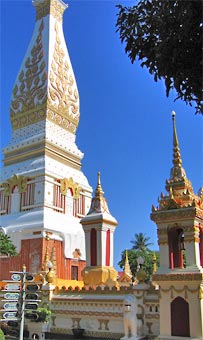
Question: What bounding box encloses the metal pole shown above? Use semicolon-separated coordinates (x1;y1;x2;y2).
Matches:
19;264;26;340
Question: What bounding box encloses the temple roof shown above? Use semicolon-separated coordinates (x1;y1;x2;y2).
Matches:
10;0;80;134
80;172;118;226
151;112;203;213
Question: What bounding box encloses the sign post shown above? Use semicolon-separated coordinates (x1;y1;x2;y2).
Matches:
1;266;42;339
19;265;26;340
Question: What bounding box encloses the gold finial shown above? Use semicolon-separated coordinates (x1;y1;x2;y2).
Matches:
153;252;157;273
169;186;174;199
95;171;104;198
46;261;54;284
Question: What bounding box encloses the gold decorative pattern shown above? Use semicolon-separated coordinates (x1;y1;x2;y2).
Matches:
54;284;134;294
51;309;123;318
2;174;27;196
153;273;203;282
47;23;79;133
151;208;197;222
46;106;78;133
60;177;81;199
34;0;66;23
10;21;47;129
198;286;203;299
159;285;199;299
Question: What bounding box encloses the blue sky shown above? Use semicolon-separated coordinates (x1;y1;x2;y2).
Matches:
1;0;202;270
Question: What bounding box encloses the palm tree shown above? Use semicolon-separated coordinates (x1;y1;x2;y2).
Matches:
130;233;153;252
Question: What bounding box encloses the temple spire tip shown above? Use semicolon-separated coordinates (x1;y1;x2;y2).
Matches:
95;171;104;198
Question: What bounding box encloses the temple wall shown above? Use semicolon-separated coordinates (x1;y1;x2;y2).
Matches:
0;238;86;281
29;284;160;339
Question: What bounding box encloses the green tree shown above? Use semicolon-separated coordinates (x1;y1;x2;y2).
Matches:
116;0;202;114
0;328;5;340
0;231;17;256
130;232;153;251
36;307;51;323
118;249;159;282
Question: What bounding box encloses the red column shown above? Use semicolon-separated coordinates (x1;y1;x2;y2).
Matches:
90;229;97;266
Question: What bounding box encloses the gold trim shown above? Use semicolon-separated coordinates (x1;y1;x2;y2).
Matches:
47;22;79;132
3;141;82;169
3;147;45;166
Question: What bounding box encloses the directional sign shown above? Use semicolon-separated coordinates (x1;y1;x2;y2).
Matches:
5;283;21;291
26;284;40;291
26;274;34;281
25;312;39;320
3;311;18;319
4;292;19;300
25;293;38;300
25;303;38;310
7;320;19;327
11;273;21;282
6;329;19;338
4;302;19;311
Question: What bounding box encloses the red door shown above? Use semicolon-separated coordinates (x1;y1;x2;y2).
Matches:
171;297;190;336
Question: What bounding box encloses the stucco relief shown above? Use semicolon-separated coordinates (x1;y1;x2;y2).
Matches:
30;249;41;272
10;20;47;130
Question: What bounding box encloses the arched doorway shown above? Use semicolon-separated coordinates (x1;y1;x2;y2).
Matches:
171;296;190;336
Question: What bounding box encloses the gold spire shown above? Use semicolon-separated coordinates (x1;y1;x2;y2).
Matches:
172;111;182;168
169;111;186;182
124;250;132;278
86;172;112;215
95;172;104;199
152;111;197;213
